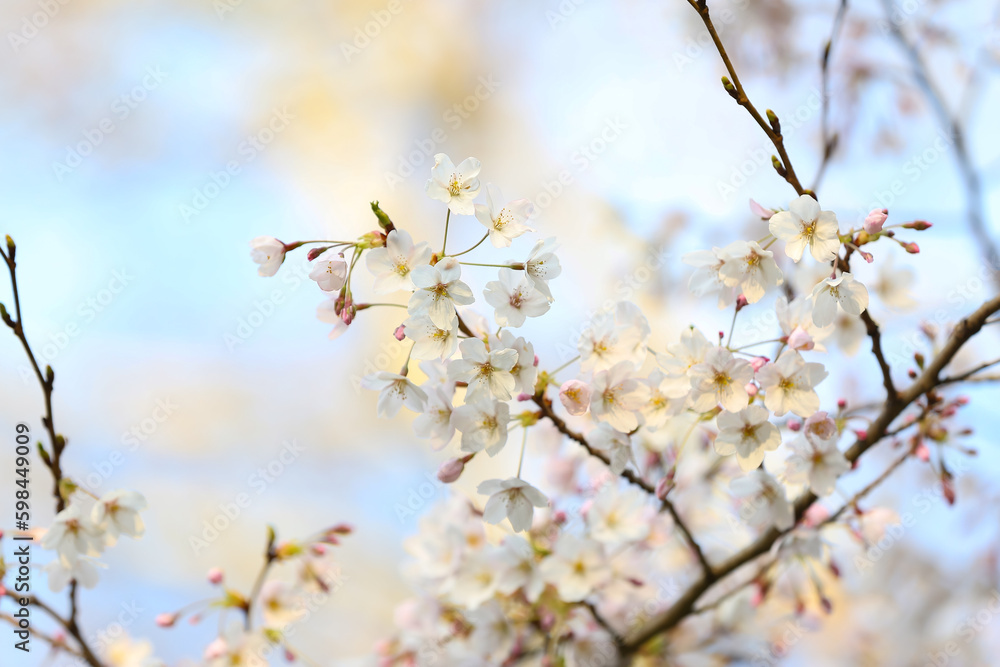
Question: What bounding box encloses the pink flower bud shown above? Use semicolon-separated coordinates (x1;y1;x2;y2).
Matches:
553;510;568;525
393;325;406;341
53;630;66;645
311;543;327;555
786;326;814;351
204;637;228;659
903;220;932;230
306;246;326;261
787;420;801;432
655;476;672;501
745;382;758;397
285;648;296;662
156;612;178;628
837;398;847;409
437;458;465;484
517;392;532;401
750;356;769;372
749;198;775;219
533;354;539;366
859;250;874;264
207;567;224;585
863;208;888;234
854;429;868;441
915;441;930;462
188;613;202;625
735;294;749;312
803;503;830;527
903;242;920;254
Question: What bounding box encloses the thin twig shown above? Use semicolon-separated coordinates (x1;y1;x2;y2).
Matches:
813;0;849;191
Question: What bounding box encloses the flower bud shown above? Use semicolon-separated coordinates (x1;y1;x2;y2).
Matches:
750;356;769;372
903;242;920;254
787;420;801;432
745;382;758;397
437;458;465;483
156;612;178;628
207;567;224;585
735;294;749;312
837;398;847;410
559;379;591;416
370;201;395;233
553;510;568;525
393;325;406;341
655;476;673;501
749;198;774;220
902;220;932;230
863;208;888;234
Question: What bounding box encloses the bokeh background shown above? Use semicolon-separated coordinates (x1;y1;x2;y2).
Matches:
1;0;1000;664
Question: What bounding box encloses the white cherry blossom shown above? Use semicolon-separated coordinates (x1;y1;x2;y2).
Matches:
586;485;651;547
586;423;635;475
682;247;738;308
365;229;433;294
361;371;428;418
811;272;870;327
768;194;841;262
718;240;784;303
474;183;534;247
523;237;561;301
714;405;781;471
425;153;482;215
539;534;611;602
41;504;103;562
786;433;850;496
403;313;458;360
578;302;651;372
478;478;548;533
559;379;592;416
756;350;828;418
590;361;648;432
448;338;518;402
413;387;455;449
249;236;285;277
91;490;147;545
409;257;475;329
452;398;511;456
776;295;833;352
729;469;794;530
688;347;754;412
308;249;348;292
483;268;550;327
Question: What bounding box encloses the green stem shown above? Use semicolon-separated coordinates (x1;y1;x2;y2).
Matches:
459;262;520;269
548;355;581;377
516;427;529;478
449;232;490;258
441;209;451;256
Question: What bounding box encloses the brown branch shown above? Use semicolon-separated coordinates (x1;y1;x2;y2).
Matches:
0;612;82;659
878;0;1000;291
531;393;713;576
583;601;625;650
938;357;1000;386
813;0;849;192
620;292;1000;655
683;0;805;196
1;240;104;667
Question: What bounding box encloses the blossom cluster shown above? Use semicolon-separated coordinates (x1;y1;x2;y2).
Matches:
247;155;951;664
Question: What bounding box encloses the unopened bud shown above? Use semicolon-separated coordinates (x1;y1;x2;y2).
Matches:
156;612;178;628
393;325;406;341
787;420;801;432
863;208;888;234
370;201;395;232
207;567;224;585
903;242;920;254
437;458;465;483
902;220;932;230
655;476;672;501
307;246;331;261
735;294;749;312
766;109;781;135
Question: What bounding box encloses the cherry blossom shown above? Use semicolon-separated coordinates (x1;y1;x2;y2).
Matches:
249;236;285;277
586;485;651;546
474;183;534;247
523;237;561;301
586;423;635;475
729;469;794;530
409;257;475;329
688;346;754;412
718;240;784;303
91;490;147;545
41;504;103;562
811;272;870;327
366;229;433;294
448;337;518;402
478;477;549;532
539;534;611;602
307;249;348;292
786;433;851;496
714;405;781;471
425;153;482;215
578;302;651;372
755;350;828;418
403;313;459;360
483;268;550;327
768;194;841;262
682;247;739;308
360;371;428;418
589;360;648;432
452;398;511;455
559;379;592;416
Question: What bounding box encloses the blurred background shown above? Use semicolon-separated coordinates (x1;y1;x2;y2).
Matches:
1;0;999;664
